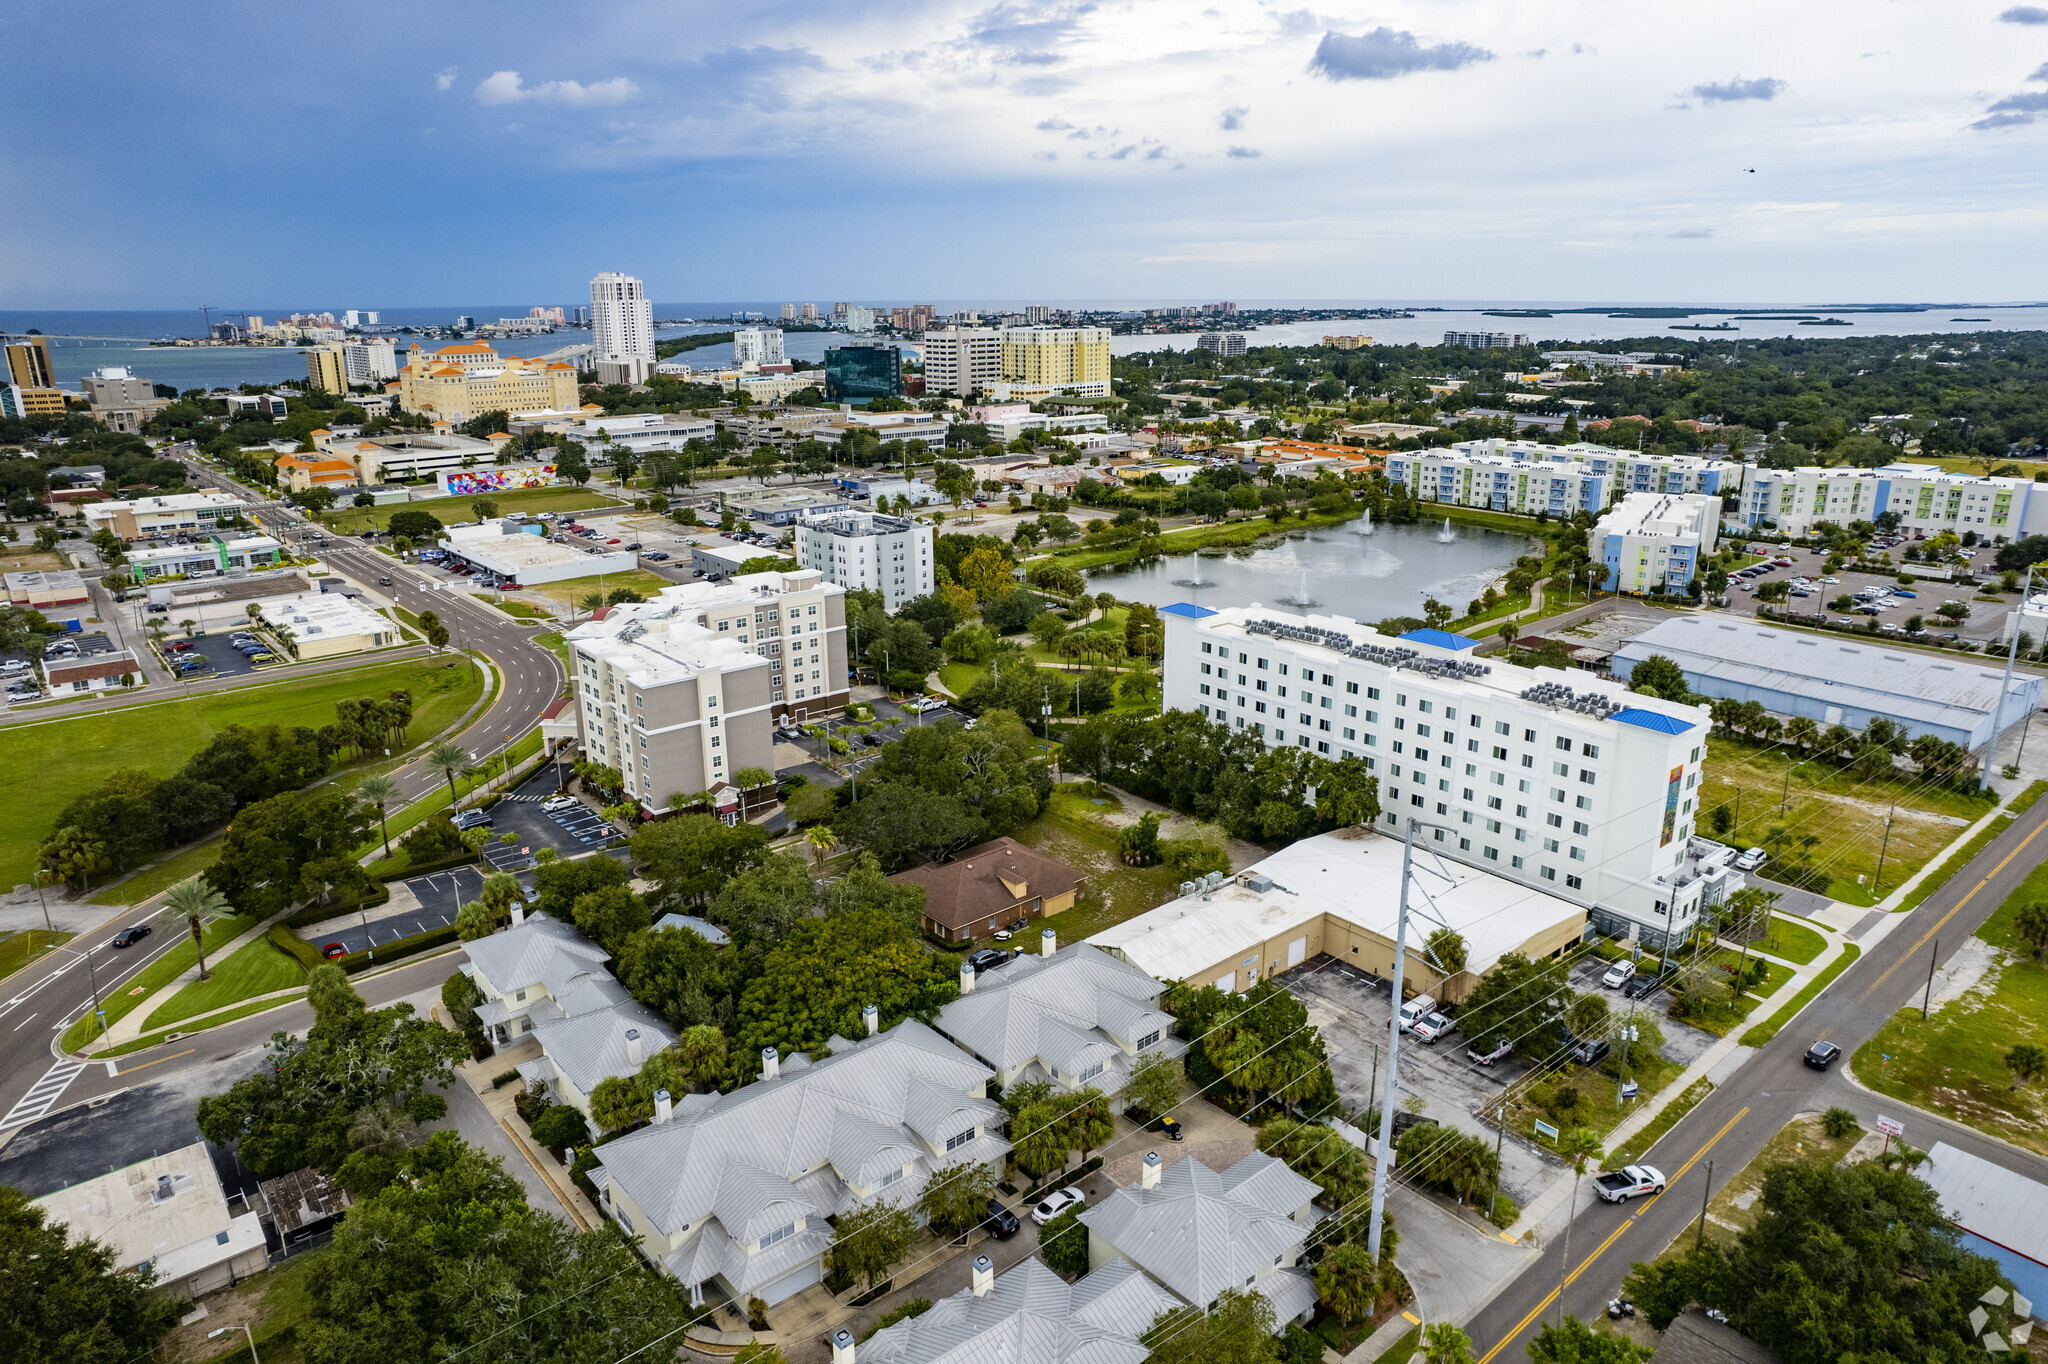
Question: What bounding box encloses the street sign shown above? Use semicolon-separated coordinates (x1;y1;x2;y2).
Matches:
1876;1115;1903;1137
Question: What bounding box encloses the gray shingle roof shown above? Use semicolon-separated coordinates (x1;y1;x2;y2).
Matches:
463;914;611;1000
935;945;1180;1085
861;1257;1179;1364
593;1020;1006;1297
1079;1152;1322;1310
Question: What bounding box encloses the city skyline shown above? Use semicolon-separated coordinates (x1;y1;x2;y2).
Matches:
5;2;2048;306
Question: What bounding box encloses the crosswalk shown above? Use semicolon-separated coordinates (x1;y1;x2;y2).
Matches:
1;1058;87;1129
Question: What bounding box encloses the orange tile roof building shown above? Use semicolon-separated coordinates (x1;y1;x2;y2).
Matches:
396;342;580;423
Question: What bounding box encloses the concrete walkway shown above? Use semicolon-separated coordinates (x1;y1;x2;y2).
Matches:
1343;1182;1539;1362
80;910;292;1052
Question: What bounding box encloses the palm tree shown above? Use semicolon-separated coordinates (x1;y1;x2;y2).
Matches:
165;877;229;983
805;825;839;868
1553;1127;1606;1324
426;741;469;805
356;774;399;856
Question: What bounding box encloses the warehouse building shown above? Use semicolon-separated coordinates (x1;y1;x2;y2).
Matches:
1088;828;1586;1004
257;591;399;659
439;519;638;586
29;1144;267;1300
1612;616;2041;752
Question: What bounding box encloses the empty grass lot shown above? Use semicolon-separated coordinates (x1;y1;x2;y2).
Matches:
1002;786;1215;946
1852;859;2048;1156
524;569;681;618
0;929;71;982
1752;915;1828;964
1;657;483;888
1657;1113;1864;1258
143;932;306;1030
1700;734;1995;906
326;485;620;533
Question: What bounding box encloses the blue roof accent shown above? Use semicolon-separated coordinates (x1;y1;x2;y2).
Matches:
1611;707;1696;735
1160;602;1217;619
1398;628;1480;652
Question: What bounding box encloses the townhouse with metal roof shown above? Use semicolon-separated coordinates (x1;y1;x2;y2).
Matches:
933;942;1184;1093
1080;1149;1324;1328
851;1253;1180;1364
462;911;615;1043
520;1000;675;1121
592;1019;1010;1307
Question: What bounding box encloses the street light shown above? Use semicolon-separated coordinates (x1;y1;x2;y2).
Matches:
52;940;108;1042
207;1324;259;1362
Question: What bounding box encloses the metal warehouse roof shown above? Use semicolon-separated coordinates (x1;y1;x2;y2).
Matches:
1921;1141;2048;1271
1614;616;2032;730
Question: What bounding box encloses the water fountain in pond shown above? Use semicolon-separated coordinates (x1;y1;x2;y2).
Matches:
1283;569;1318;608
1353;508;1373;534
1173;557;1207;590
1437;517;1456;543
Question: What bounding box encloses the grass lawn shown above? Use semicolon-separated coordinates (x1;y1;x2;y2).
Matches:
1851;860;2048;1156
523;569;681;617
1003;786;1209;945
938;661;986;698
90;836;223;907
1754;915;1827;965
1740;944;1858;1046
326;485;620;533
534;631;572;665
143;932;307;1030
1700;734;1995;905
1505;1046;1683;1145
1657;1114;1865;1258
0;929;71;981
101;994;310;1058
63;913;256;1050
1;657;484;889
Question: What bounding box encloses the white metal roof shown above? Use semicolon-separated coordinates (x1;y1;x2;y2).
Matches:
1922;1141;2048;1267
1088;828;1586;983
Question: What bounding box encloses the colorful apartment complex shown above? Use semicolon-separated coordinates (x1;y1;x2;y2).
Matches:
394;342;580;423
1738;463;2048;538
1595;492;1722;594
1383;441;1743;516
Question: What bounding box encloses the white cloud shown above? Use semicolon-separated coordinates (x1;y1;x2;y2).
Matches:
435;67;458;92
1689;76;1785;103
1218;105;1248;130
473;70;640;107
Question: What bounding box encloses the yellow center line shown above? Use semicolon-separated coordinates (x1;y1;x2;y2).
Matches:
114;1048;194;1076
1864;814;2047;996
1477;1106;1751;1364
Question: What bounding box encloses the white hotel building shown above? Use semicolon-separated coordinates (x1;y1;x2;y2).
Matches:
1162;604;1734;945
794;511;935;611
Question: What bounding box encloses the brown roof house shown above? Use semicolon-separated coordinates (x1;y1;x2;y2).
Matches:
891;837;1087;943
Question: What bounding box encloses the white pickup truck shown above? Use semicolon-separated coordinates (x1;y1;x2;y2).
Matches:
1594;1165;1666;1203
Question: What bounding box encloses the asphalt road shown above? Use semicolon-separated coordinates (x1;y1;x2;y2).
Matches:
1466;795;2048;1364
0;463;571;1129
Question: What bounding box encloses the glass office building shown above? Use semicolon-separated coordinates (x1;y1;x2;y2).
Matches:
824;344;903;404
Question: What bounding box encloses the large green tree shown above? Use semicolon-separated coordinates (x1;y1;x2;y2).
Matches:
630;814;771;905
735;905;960;1060
0;1186;182;1363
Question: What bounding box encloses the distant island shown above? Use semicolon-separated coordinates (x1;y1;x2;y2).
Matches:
1799;317;1852;326
1671;323;1739;331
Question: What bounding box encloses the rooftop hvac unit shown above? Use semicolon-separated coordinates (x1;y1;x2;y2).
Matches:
1245;873;1274;893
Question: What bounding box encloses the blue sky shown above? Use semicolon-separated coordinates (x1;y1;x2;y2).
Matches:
5;0;2048;307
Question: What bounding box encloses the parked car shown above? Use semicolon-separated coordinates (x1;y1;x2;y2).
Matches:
982;1199;1021;1239
1565;1035;1611;1066
1602;960;1637;989
1032;1187;1086;1225
323;942;348;960
452;809;494;830
646;551;670;561
624;542;643;551
111;924;153;948
1733;846;1769;871
1397;993;1439;1032
1595;1165;1666;1203
1803;1040;1842;1071
1467;1038;1512;1066
1409;1011;1455;1043
966;948;1016;973
147;603;169;613
248;652;275;664
1622;972;1666;1001
541;795;581;813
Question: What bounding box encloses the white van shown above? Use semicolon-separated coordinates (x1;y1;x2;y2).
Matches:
1398;994;1438;1032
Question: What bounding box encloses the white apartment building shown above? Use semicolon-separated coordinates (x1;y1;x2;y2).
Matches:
1450;439;1745;498
1197;333;1247;357
590;271;654;384
843;305;875;331
560;411;716;457
794;511;935;611
340;339;398;385
1595;492;1721;594
732;327;785;368
919;328;1004;397
566;570;850;809
1738;463;2048;539
1443;330;1531;349
1162;603;1723;946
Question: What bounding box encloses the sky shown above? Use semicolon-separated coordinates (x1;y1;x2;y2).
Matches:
5;0;2048;307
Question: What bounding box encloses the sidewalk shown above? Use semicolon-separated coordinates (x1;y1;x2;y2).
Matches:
81;910;291;1053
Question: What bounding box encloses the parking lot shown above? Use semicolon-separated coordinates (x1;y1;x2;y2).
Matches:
163;629;281;680
1730;543;2008;643
6;632;122;703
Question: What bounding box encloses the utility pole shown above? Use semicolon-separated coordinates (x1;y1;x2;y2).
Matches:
1922;938;1939;1019
1696;1160;1713;1250
1873;805;1895;893
1992;564;2034;773
1366;817;1417;1263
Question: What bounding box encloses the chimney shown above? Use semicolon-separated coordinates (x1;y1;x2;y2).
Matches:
972;1254;994;1297
863;1003;880;1036
1141;1150;1162;1190
832;1328;856;1364
761;1046;779;1082
1041;926;1056;958
654;1088;673;1124
510;902;525;926
625;1028;643;1066
959;958;976;993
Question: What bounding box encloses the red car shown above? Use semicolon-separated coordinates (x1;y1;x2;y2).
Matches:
322;942;347;959
168;641;194;651
499;583;523;590
607;538;622;544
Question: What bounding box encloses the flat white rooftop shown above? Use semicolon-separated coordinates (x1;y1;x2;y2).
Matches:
29;1142;263;1283
1089;828;1585;982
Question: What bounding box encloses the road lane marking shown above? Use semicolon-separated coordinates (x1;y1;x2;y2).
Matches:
1477;1220;1634;1364
113;1048;196;1077
1865;814;2048;996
